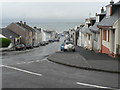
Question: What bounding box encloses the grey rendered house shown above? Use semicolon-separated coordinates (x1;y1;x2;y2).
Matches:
81;17;95;50
89;7;106;52
98;1;120;57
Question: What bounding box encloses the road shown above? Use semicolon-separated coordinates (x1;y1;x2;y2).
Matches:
1;37;119;89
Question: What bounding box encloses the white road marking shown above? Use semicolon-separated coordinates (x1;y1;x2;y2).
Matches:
2;65;42;76
27;61;34;63
36;60;40;62
76;82;115;89
16;63;21;65
0;65;3;67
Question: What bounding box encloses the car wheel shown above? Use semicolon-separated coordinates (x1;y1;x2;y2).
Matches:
72;49;75;52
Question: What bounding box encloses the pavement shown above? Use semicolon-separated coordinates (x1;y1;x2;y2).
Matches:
0;47;11;52
47;46;120;73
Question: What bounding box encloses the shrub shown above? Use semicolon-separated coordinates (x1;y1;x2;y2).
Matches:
0;38;11;48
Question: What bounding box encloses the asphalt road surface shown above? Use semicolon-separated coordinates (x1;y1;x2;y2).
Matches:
1;37;119;89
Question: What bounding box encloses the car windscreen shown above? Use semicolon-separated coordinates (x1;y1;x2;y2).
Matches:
65;42;73;45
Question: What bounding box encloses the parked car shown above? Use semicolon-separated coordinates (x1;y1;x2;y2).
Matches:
60;43;65;51
25;44;33;49
15;44;26;51
33;43;40;48
61;41;75;52
44;41;49;45
54;39;59;42
48;39;54;43
40;41;46;46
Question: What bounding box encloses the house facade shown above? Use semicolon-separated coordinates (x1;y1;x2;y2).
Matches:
33;27;43;44
6;21;35;45
80;18;95;50
98;1;120;57
89;7;106;52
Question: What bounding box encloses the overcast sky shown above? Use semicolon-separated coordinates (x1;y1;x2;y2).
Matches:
1;0;119;23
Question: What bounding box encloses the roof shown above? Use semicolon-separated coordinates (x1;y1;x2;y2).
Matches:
1;28;20;39
89;22;99;33
16;22;36;32
98;7;120;27
113;1;120;5
0;34;7;38
81;25;91;34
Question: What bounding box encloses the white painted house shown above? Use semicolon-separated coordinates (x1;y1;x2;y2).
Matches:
98;1;120;57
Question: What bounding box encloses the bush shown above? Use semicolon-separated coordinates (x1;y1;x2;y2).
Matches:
0;38;11;48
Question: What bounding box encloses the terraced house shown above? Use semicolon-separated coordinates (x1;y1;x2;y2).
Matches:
6;21;36;45
98;1;120;57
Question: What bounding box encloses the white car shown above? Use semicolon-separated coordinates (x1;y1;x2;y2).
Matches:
64;41;75;52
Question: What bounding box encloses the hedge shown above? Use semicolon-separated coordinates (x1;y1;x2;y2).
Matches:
0;38;11;48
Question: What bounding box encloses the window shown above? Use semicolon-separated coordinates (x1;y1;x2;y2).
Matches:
88;35;90;40
108;30;110;42
103;30;107;41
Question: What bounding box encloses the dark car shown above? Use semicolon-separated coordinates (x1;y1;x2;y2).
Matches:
40;41;46;46
25;44;33;49
55;39;59;42
48;39;54;43
45;41;49;45
15;44;26;51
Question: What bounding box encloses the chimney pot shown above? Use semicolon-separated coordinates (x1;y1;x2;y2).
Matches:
20;21;22;25
96;13;98;16
110;0;114;5
101;7;104;13
24;22;26;25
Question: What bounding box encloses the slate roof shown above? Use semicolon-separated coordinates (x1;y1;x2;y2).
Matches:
98;2;120;27
1;28;20;39
98;9;119;27
81;25;91;34
113;1;120;5
16;22;36;32
89;22;99;33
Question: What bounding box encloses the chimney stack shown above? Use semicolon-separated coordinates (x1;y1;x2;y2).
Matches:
24;22;26;25
34;26;37;29
101;7;104;13
96;13;98;16
20;21;23;25
110;0;114;5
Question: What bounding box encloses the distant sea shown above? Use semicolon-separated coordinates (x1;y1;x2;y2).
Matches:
1;22;83;33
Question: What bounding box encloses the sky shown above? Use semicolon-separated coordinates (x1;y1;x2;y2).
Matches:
0;0;119;24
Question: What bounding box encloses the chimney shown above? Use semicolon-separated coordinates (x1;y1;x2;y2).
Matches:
34;26;37;29
24;22;26;25
20;21;23;25
96;13;98;16
101;7;104;13
110;0;114;5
